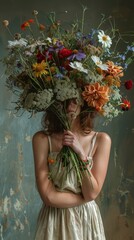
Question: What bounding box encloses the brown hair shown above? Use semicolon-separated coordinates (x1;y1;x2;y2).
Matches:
42;101;97;135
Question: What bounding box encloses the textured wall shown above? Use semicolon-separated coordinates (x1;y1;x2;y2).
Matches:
0;0;134;239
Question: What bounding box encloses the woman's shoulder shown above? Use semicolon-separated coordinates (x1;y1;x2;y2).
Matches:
96;131;111;144
32;130;48;143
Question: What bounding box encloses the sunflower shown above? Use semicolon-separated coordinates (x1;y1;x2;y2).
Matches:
82;82;110;111
32;60;48;77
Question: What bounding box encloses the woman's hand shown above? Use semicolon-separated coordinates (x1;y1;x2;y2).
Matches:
62;130;86;160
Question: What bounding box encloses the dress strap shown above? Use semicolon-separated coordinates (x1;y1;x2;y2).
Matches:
47;135;52;153
88;132;98;158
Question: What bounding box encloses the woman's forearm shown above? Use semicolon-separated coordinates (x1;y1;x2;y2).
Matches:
38;179;86;208
81;169;99;201
46;189;86;208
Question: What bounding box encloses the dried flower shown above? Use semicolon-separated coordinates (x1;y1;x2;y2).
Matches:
2;20;9;27
33;10;38;15
39;24;45;31
14;33;21;40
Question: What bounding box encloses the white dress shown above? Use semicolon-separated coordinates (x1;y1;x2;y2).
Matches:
35;132;106;240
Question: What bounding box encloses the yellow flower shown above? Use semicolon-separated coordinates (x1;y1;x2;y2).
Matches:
82;82;110;111
32;60;48;77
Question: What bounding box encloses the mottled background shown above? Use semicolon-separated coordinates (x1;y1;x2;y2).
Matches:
0;0;134;239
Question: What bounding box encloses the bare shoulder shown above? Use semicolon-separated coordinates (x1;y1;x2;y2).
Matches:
32;131;48;144
97;132;111;145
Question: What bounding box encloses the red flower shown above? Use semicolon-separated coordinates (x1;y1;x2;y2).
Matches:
121;99;131;111
28;19;34;23
62;59;72;71
37;50;52;63
124;80;133;90
58;48;73;58
21;21;29;30
21;19;34;30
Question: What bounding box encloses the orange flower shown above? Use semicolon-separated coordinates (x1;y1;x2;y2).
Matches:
82;82;110;111
21;19;34;30
105;61;124;78
21;21;29;30
48;158;55;164
103;75;121;87
39;24;46;31
46;76;52;81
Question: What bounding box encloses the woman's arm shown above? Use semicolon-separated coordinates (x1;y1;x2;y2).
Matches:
81;132;111;201
32;131;86;208
63;131;111;201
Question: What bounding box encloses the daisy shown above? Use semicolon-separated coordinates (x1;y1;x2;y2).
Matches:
91;55;108;70
98;30;112;48
69;61;88;74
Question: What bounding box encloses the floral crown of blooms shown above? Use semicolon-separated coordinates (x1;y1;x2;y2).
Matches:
2;7;134;124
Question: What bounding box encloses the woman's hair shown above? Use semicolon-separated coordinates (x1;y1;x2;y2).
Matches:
42;101;97;135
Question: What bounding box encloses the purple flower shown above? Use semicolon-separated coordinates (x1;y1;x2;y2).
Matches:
68;51;86;61
48;41;64;53
54;73;64;79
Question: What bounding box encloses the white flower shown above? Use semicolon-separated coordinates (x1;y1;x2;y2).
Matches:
91;55;108;70
46;37;52;43
86;69;103;83
27;40;46;52
35;89;54;110
111;88;122;101
69;61;88;74
8;38;28;48
98;30;112;48
14;199;22;211
54;78;83;103
103;103;121;121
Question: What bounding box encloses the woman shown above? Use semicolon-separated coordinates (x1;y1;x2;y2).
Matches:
32;98;111;240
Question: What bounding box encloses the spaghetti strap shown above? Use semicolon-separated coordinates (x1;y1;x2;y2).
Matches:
47;135;52;153
88;132;98;158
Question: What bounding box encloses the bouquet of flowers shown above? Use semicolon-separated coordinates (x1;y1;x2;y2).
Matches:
2;7;134;183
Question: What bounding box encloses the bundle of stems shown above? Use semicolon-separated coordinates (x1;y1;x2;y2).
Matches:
50;101;91;185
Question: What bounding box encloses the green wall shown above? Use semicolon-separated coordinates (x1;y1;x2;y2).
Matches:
0;0;134;239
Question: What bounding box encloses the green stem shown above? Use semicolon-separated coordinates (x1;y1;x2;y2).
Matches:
81;6;87;34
